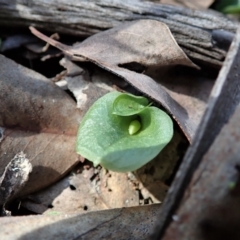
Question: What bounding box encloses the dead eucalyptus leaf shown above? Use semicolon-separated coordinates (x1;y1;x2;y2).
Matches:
21;173;108;215
20;166;140;215
59;58;113;111
30;20;199;141
0;204;161;239
0;54;82;197
149;67;214;138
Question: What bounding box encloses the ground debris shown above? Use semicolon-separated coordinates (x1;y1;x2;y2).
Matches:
0;152;32;216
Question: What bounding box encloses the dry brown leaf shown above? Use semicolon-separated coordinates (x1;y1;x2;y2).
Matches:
0;54;81;197
21;167;140;215
29;20;200;141
21;172;108;215
149;67;214;138
20;170;138;214
59;58;114;110
0;204;161;239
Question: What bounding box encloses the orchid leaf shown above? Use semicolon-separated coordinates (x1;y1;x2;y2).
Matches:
76;91;173;172
112;93;149;116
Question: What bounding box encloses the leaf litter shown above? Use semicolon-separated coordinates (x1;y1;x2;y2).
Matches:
29;19;211;142
0;18;216;238
0;204;162;239
19;61;182;215
0;54;82;196
17;59;179;214
0;152;32;216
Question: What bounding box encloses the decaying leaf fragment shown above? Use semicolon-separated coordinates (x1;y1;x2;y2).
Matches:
0;152;32;215
0;54;82;196
0;204;161;239
30;20;201;142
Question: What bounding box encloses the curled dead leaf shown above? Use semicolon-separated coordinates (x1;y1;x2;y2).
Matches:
0;54;82;196
29;20;203;141
0;204;161;239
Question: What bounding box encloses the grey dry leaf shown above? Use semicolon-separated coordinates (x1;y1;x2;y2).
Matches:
30;20;200;142
0;204;161;240
20;167;139;215
0;54;82;197
59;57;113;111
20;173;108;215
149;68;214;140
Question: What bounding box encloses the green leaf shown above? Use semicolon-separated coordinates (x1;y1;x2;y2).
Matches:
213;0;240;13
76;91;173;172
112;93;149;116
222;4;240;13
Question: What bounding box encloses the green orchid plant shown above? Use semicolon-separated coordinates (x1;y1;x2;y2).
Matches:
76;91;173;172
214;0;240;14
